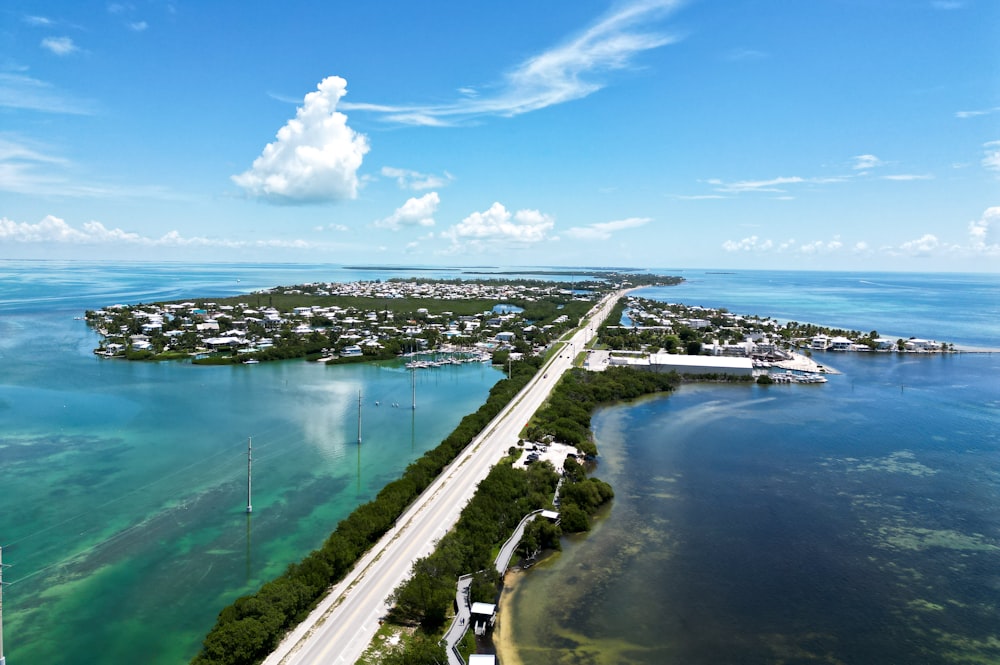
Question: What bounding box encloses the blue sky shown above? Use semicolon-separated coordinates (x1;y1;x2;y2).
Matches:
2;1;998;271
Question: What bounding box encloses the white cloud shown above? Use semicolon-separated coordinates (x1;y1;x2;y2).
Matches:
711;176;804;194
129;21;148;32
0;73;95;114
566;217;651;240
375;192;440;230
341;0;683;125
381;166;452;191
41;37;79;56
232;76;370;204
852;154;884;170
723;236;850;254
982;141;1000;173
0;215;316;249
0;135;179;199
442;202;554;251
314;223;349;232
968;206;1000;255
799;237;843;254
955;106;1000;119
898;234;948;256
722;235;773;252
881;174;934;181
23;15;53;26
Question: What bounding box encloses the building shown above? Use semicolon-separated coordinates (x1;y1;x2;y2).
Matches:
905;338;942;352
810;334;831;350
470;602;497;636
829;336;853;351
609;353;753;376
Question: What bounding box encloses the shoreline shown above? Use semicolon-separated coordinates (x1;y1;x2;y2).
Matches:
492;569;525;665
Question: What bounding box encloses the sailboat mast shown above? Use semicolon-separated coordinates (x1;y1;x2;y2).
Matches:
246;437;253;514
357;390;362;445
411;367;416;410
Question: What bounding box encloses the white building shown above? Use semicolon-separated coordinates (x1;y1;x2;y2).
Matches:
610;353;753;376
810;334;831;350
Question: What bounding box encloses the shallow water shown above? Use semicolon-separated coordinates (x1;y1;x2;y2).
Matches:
0;261;505;664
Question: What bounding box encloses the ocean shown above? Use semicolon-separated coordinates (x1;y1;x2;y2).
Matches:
0;261;515;664
2;264;997;664
499;270;1000;664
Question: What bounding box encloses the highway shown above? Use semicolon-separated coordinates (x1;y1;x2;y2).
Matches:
264;288;626;665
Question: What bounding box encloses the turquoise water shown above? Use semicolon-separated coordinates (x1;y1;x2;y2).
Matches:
503;272;1000;664
0;261;507;664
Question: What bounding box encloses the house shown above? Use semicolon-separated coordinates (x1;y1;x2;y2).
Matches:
810;334;831;350
829;336;853;351
341;345;363;357
495;331;516;343
905;338;942;352
874;337;896;351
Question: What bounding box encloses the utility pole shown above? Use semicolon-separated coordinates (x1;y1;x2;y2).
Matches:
246;437;253;514
1;545;7;665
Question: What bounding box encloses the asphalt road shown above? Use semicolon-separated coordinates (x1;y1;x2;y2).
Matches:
264;289;626;665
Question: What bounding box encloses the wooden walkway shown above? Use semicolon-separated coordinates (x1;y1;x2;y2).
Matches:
444;509;549;665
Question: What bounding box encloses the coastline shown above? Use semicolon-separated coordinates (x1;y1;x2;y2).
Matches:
493;569;525;665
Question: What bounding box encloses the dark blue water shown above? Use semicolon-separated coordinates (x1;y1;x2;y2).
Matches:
637;270;1000;349
501;273;1000;664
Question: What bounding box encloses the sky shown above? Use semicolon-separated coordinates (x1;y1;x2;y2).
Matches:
1;0;998;271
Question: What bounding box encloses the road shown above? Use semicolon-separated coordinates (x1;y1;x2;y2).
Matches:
264;289;626;665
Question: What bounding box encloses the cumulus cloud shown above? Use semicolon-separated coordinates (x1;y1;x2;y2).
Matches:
969;206;1000;255
232;76;369;204
314;223;349;232
442;202;554;251
852;154;884;170
0;215;314;249
41;37;78;56
566;217;651;240
375;192;440;230
723;236;849;254
722;236;773;252
982;141;1000;173
898;233;953;256
799;237;843;254
342;0;683;125
381;166;452;191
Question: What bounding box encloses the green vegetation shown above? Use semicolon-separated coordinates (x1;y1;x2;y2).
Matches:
526;367;681;456
190;355;543;665
378;366;673;663
388;461;560;630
